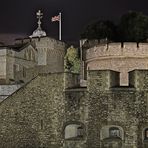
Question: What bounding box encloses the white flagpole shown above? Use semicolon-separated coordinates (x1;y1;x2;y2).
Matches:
59;12;62;40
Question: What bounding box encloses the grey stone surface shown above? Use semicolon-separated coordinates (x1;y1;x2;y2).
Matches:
0;84;22;102
0;69;148;148
1;38;148;148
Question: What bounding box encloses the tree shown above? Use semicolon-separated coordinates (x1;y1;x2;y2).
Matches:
81;20;117;41
64;46;80;73
118;11;148;42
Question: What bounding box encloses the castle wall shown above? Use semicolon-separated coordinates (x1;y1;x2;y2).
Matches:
86;70;148;148
0;49;7;82
34;37;65;73
64;88;88;148
2;35;148;148
129;70;148;90
2;44;37;84
17;37;66;73
84;42;148;85
0;84;22;102
1;70;148;147
0;73;66;148
14;66;38;83
64;73;80;89
0;37;66;84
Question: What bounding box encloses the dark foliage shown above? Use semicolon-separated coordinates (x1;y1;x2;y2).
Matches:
118;11;148;42
81;11;148;42
81;20;117;41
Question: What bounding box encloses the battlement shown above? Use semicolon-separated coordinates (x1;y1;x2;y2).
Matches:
82;41;148;85
87;69;148;90
85;42;148;61
87;70;120;91
15;36;66;49
129;70;148;90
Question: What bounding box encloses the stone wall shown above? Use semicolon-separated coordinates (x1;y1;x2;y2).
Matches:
1;36;148;148
0;73;65;148
129;70;148;90
0;44;37;84
64;88;88;148
1;67;148;148
34;37;66;73
83;42;148;85
0;48;7;81
64;73;80;89
0;84;22;102
16;37;66;73
86;70;148;148
0;36;66;84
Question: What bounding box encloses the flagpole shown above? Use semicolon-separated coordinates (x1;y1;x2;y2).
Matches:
59;12;62;40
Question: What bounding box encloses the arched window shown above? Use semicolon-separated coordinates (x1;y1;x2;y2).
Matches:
100;125;124;140
109;127;121;138
64;123;84;140
101;126;123;148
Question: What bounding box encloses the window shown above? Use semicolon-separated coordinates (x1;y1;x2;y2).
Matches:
13;64;19;72
23;67;26;77
144;128;148;140
77;126;84;137
109;127;120;138
100;125;123;147
64;123;84;140
100;125;124;140
40;119;43;130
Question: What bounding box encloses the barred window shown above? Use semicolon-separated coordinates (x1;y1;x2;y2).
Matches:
109;127;121;138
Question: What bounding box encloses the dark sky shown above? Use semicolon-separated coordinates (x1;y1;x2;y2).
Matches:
0;0;148;44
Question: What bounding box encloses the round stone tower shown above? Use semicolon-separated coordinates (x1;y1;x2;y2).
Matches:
81;40;148;85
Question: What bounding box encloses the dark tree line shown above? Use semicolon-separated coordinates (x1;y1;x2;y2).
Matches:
81;11;148;42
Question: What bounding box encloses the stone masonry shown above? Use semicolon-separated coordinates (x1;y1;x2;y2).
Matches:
0;36;66;102
1;38;148;148
81;40;148;85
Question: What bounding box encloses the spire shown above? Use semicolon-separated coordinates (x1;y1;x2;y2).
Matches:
30;10;46;38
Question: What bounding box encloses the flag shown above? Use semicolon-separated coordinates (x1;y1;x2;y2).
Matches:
51;15;60;22
51;13;62;40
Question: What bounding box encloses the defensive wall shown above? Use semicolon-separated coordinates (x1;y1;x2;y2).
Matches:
0;36;66;85
15;36;66;71
82;41;148;85
0;69;148;147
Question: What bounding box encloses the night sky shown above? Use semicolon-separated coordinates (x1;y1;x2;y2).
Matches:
0;0;148;44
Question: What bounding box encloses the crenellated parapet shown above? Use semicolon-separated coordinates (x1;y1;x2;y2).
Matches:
129;70;148;90
15;37;66;73
81;41;148;85
85;42;148;62
87;69;148;90
87;70;120;91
